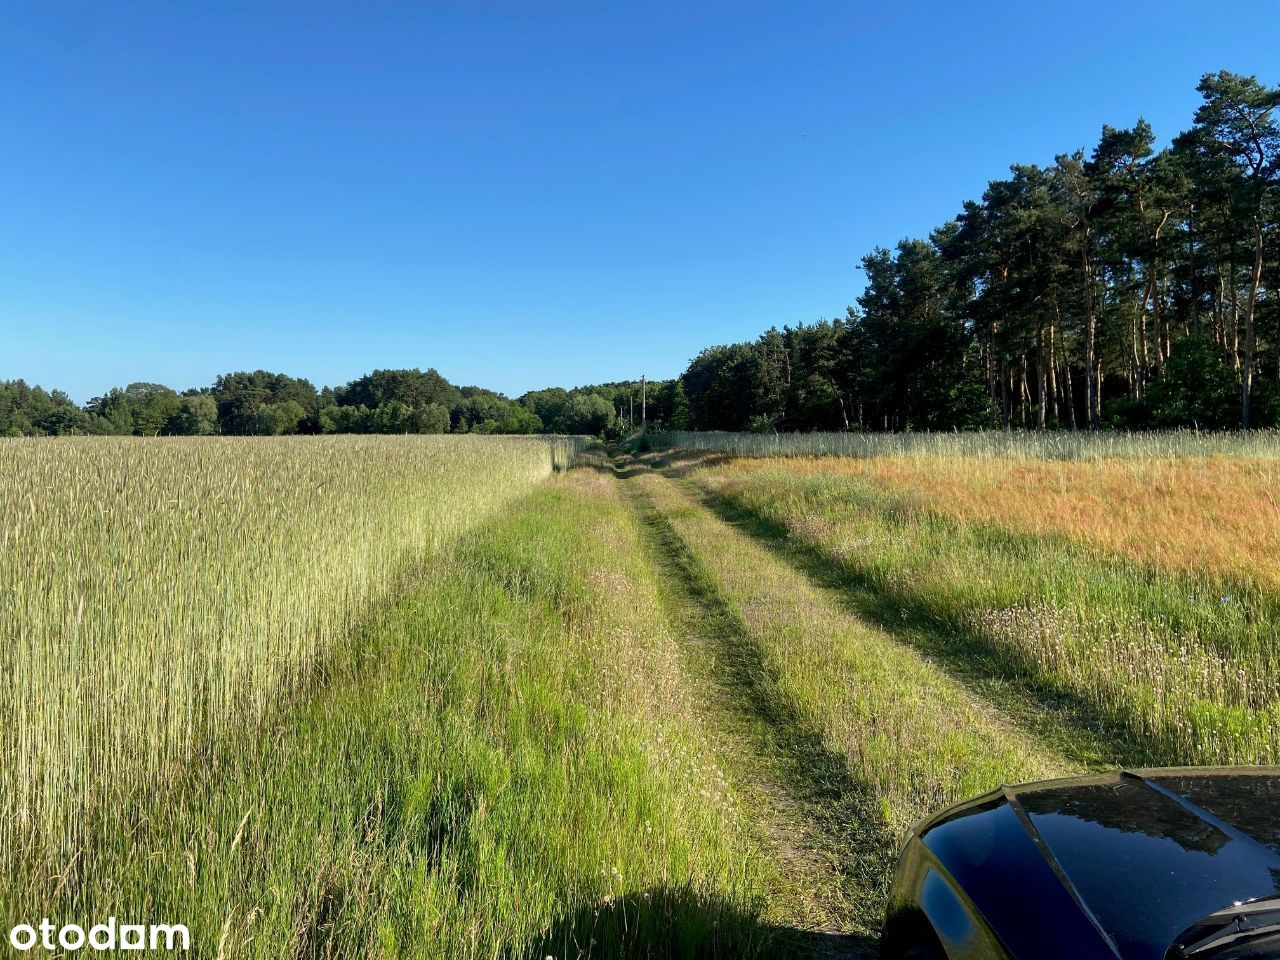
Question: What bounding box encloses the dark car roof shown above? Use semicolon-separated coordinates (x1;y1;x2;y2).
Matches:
915;768;1280;960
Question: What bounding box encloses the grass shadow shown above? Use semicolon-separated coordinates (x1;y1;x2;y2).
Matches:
683;478;1162;770
621;469;894;952
526;885;876;959
647;449;741;479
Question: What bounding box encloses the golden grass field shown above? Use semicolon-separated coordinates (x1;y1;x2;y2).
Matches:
724;453;1280;584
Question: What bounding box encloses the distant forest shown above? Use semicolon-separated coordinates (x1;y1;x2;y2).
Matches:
0;370;670;438
4;71;1276;437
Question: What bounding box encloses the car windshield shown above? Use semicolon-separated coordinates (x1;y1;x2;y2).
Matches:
1171;897;1280;958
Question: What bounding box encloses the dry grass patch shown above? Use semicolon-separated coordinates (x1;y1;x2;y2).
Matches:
711;454;1280;585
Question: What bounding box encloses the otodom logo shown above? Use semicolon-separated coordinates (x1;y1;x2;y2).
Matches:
8;918;189;952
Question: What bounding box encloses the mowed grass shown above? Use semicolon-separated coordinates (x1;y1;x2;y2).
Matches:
652;438;1280;767
2;451;772;957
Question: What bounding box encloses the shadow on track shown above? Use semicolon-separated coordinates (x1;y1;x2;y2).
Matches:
615;455;888;958
526;885;873;960
650;449;1160;771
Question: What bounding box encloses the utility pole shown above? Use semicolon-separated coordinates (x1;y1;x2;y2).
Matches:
641;375;646;431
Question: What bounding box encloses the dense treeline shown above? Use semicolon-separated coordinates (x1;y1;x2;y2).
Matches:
678;72;1280;432
0;371;673;438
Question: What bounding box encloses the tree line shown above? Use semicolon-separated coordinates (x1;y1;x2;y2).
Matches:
7;72;1275;438
0;369;675;438
676;71;1279;432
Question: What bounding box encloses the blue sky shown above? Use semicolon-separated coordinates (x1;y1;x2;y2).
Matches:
1;1;1273;402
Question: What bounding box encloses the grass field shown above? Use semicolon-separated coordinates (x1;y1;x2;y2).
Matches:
649;434;1280;769
2;431;1276;956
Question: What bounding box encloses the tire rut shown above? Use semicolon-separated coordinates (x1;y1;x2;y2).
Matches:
615;454;883;959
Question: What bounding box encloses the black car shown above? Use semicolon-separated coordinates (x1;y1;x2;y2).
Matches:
882;768;1280;960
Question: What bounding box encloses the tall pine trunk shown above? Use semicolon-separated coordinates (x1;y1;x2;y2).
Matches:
1037;319;1048;429
1047;318;1059;424
1242;215;1264;427
1082;238;1100;428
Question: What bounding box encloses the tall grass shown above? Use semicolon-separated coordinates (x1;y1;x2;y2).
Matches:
656;429;1280;461
757;454;1280;585
5;463;770;956
662;448;1280;768
0;435;583;872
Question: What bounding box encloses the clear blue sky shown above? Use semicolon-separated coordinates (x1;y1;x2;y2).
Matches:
1;1;1272;402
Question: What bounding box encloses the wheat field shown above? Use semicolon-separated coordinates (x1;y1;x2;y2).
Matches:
0;436;580;867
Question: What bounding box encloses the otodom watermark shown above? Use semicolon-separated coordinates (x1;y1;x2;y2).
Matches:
8;918;189;952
